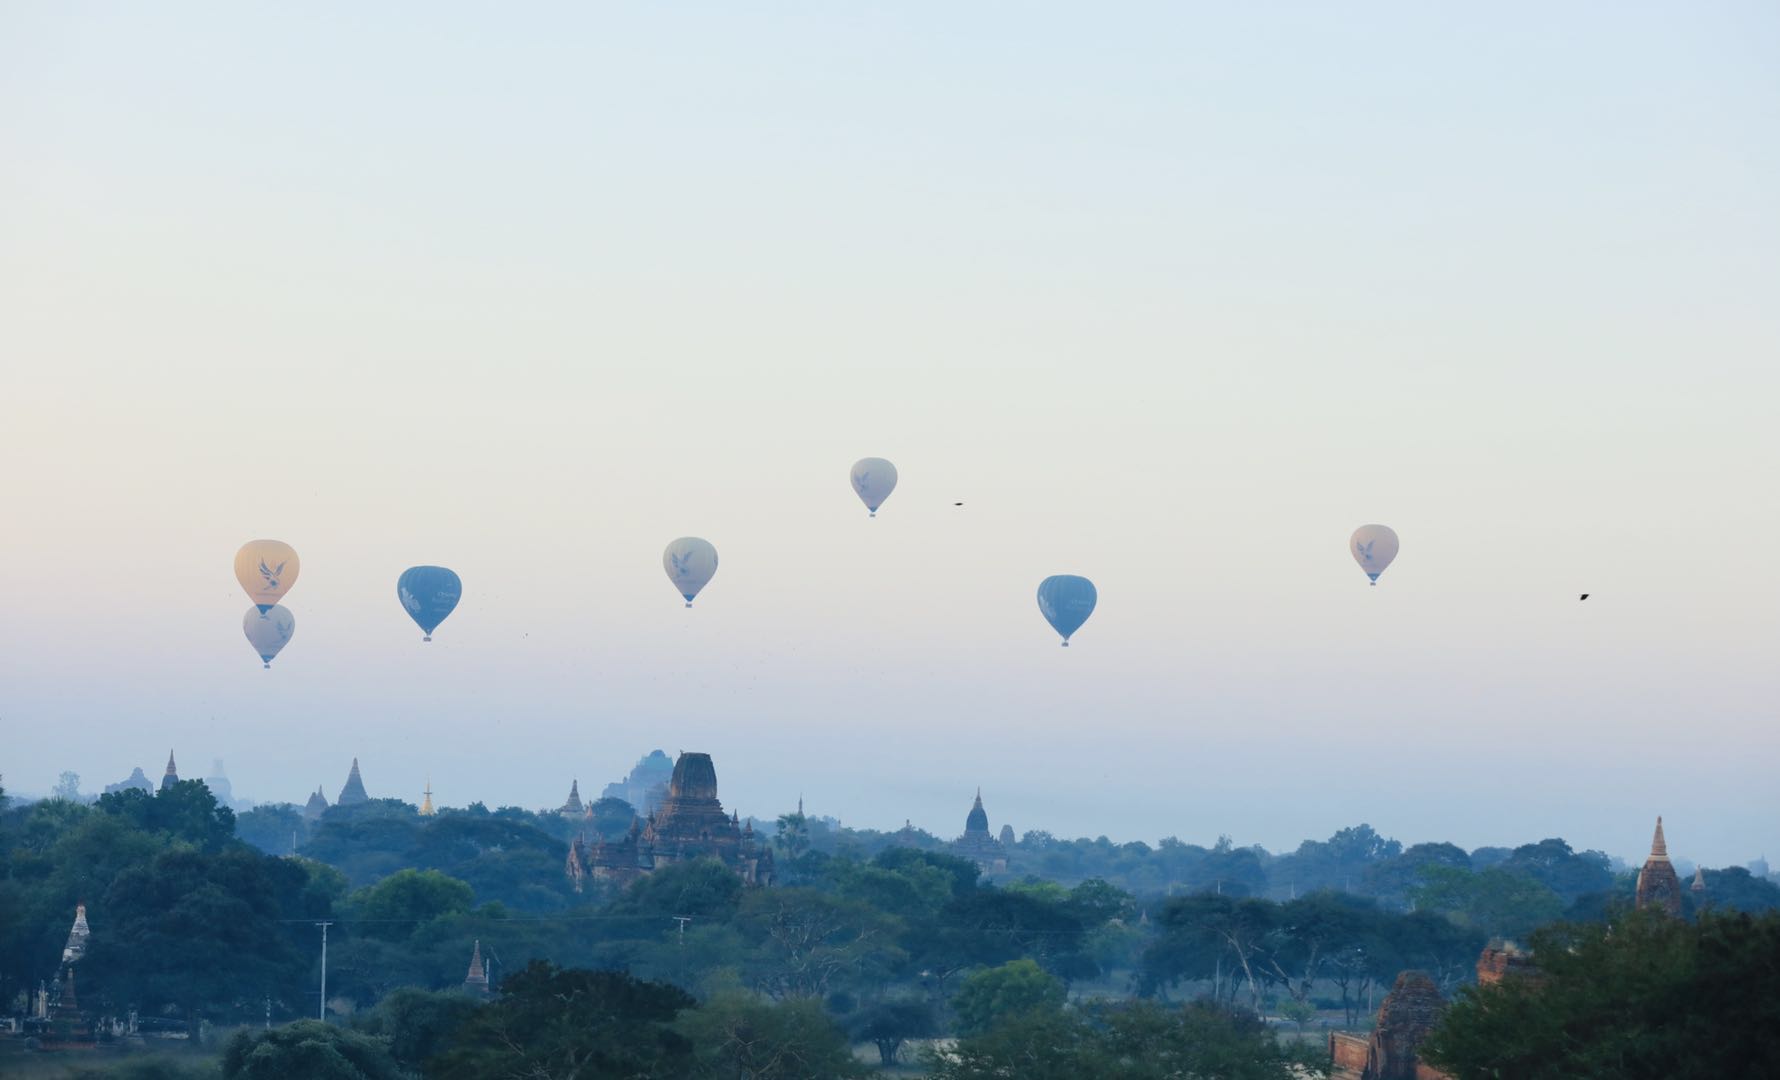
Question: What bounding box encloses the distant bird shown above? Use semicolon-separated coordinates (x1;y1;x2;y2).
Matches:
954;502;964;507
1580;594;1590;601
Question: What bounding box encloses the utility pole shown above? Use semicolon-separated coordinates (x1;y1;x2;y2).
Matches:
264;995;271;1030
672;915;691;946
315;921;333;1021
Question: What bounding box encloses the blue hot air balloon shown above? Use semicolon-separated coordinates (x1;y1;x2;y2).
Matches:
243;604;296;668
398;566;463;641
1037;575;1097;646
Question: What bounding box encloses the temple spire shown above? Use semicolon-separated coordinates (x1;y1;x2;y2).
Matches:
161;750;179;791
1650;816;1669;860
463;940;489;995
1692;866;1706;892
337;758;369;805
420;776;435;817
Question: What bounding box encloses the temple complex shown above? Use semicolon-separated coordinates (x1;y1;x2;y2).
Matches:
161;751;179;791
602;750;674;816
104;766;153;795
952;790;1008;874
1634;816;1683;916
337;758;370;806
566;752;774;891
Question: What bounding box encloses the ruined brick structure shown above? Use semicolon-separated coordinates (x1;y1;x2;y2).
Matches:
1476;940;1537;986
1328;971;1453;1080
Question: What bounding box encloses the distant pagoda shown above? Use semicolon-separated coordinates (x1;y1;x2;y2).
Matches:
559;779;586;818
161;750;179;791
1635;816;1684;916
303;786;330;821
463;940;490;996
953;789;1008;874
61;904;90;964
337;758;370;806
420;776;436;817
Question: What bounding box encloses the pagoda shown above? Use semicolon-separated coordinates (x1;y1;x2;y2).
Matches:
566;752;773;890
337;758;370;806
161;750;179;791
952;789;1008;874
1634;816;1684;916
558;779;586;818
303;786;330;821
420;777;436;817
463;940;490;996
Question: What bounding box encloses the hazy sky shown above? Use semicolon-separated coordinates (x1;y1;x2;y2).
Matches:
3;4;1776;866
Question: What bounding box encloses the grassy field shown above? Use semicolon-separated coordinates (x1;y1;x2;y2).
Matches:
0;1038;220;1079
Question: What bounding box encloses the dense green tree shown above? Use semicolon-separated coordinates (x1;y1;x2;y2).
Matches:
222;1019;405;1080
348;869;475;940
736;886;906;1000
951;958;1065;1035
234;803;308;856
844;995;936;1066
353;986;482;1072
589;796;638;839
1143;894;1276;1008
1410;864;1564;939
431;961;696;1080
929;1000;1305;1080
83;847;314;1027
1423;909;1780;1078
1499;838;1614;904
1691;865;1780;913
678;992;867;1079
97;781;235;852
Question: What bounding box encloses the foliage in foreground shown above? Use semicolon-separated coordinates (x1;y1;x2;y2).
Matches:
927;999;1312;1080
1423;908;1780;1079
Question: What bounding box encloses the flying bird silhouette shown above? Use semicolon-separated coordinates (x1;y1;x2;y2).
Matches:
1580;594;1590;601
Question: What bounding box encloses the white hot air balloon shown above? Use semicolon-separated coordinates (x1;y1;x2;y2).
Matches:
243;604;296;668
663;537;719;607
235;539;300;613
850;458;898;517
1350;524;1400;585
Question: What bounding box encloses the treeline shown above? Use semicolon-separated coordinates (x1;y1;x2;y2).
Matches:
6;778;1780;1076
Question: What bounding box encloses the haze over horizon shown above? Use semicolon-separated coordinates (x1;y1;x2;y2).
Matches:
3;4;1776;866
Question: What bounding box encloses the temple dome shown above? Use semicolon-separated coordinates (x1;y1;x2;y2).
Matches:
670;753;719;801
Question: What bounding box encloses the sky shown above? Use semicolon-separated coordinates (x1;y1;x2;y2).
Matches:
2;3;1776;866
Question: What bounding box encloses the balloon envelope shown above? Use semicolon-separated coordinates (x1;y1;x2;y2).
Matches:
850;458;898;516
235;539;300;613
1350;524;1400;584
243;604;296;668
1037;575;1097;645
663;537;719;606
398;566;462;640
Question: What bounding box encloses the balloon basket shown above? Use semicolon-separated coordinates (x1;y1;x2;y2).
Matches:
423;635;432;642
1061;641;1070;647
685;602;693;609
263;663;270;669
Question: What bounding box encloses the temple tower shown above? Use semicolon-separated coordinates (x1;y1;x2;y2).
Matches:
559;779;585;818
62;904;90;964
420;776;435;817
463;940;489;996
303;786;330;821
161;751;179;791
337;758;370;806
1634;816;1683;916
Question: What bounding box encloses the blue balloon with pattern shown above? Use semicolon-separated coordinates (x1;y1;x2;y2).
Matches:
398;565;463;641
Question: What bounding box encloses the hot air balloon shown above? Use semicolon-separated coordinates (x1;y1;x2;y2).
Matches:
663;537;718;607
235;540;300;613
1037;575;1097;646
243;604;295;669
1350;524;1400;585
398;566;462;641
850;458;898;517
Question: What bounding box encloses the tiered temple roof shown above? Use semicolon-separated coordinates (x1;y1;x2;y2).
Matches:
161;751;179;791
567;752;773;891
559;779;586;817
303;786;330;821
